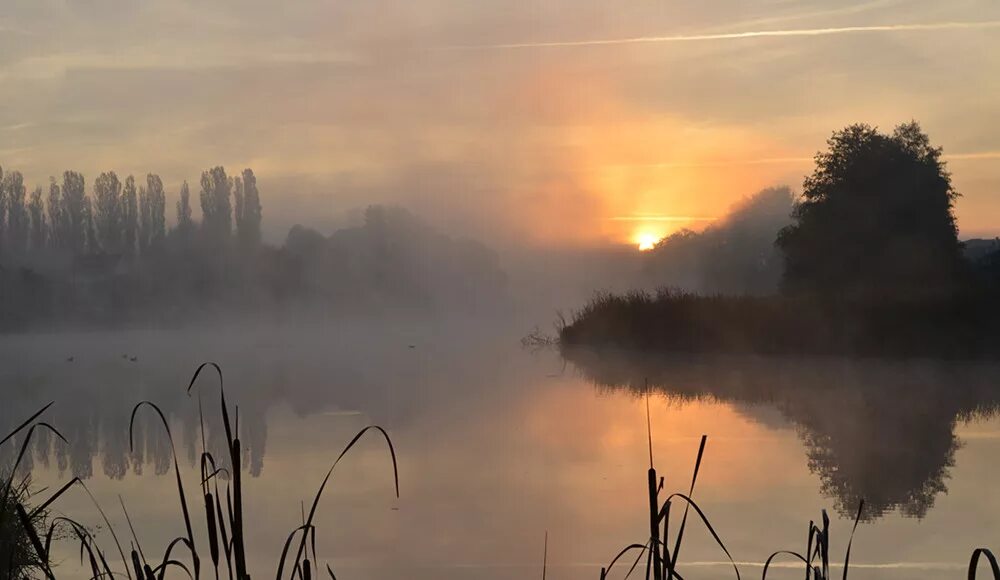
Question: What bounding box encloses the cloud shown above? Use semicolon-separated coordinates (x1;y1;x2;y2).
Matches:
441;20;1000;50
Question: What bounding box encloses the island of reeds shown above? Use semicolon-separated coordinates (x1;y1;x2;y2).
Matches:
559;122;1000;358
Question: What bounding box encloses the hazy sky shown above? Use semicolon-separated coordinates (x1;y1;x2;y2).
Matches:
2;0;999;246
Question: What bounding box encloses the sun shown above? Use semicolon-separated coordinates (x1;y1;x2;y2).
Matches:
634;231;662;251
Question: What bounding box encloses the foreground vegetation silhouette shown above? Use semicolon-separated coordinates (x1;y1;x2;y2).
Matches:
0;363;399;580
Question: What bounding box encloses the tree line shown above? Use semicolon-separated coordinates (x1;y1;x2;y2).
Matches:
0;166;261;258
0;165;507;329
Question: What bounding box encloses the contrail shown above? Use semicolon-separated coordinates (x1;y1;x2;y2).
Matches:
442;20;1000;50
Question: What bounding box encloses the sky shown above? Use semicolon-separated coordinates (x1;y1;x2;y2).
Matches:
1;0;999;247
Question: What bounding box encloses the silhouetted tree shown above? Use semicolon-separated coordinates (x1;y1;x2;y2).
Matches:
199;166;232;242
175;180;193;233
234;175;245;241
5;170;29;254
47;178;62;250
122;175;138;255
60;171;88;254
645;186;794;295
147;174;166;245
93;171;122;253
28;186;46;250
83;197;97;254
138;184;151;254
239;168;262;246
777;122;963;298
0;167;7;254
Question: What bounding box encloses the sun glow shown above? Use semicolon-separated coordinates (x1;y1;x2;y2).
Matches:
634;231;662;251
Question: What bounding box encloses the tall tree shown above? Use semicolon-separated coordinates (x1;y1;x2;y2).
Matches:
61;171;88;254
47;178;62;250
199;166;232;242
0;166;6;254
176;180;193;232
83;196;97;254
776;122;963;298
93;171;123;253
4;170;29;254
147;174;166;244
122;175;138;255
28;186;46;250
233;175;245;242
239;168;262;246
138;184;151;254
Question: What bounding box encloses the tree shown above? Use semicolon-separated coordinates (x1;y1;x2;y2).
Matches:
47;178;62;250
93;171;123;253
176;180;193;232
238;168;262;246
83;197;97;254
28;187;46;250
776;122;963;298
233;175;244;242
138;184;151;254
4;170;29;254
122;175;138;255
61;171;88;254
0;167;6;255
199;166;232;242
146;174;166;245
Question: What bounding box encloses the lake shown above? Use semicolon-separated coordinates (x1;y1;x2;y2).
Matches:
4;322;1000;579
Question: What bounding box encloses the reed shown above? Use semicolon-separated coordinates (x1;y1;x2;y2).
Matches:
0;363;399;580
3;364;1000;579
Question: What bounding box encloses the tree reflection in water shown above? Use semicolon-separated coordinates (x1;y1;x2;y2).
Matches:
561;346;1000;520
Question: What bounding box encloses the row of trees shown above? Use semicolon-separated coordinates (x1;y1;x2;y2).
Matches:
0;166;262;258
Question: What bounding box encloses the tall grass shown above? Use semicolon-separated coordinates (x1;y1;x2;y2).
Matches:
596;426;1000;580
0;363;399;580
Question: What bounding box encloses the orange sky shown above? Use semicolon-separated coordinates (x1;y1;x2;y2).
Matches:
2;0;999;247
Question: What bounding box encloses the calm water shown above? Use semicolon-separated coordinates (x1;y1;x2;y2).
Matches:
3;323;1000;579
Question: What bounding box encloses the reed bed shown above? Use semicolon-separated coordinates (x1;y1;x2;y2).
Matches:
559;288;1000;358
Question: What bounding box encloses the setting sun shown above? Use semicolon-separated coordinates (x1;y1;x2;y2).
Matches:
634;231;662;251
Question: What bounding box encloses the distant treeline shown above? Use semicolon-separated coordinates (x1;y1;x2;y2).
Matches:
562;121;1000;357
0;166;506;329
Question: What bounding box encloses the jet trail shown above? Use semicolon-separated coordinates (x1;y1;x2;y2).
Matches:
442;20;1000;50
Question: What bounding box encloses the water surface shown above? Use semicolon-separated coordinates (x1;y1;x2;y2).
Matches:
4;325;1000;579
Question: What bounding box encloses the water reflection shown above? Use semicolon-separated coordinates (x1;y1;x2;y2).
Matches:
0;324;490;482
560;347;1000;520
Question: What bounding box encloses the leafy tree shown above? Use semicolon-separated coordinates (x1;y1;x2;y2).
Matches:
146;174;166;245
60;171;88;254
5;170;29;254
199;166;232;242
0;167;6;254
234;175;245;242
138;184;151;253
122;175;138;254
93;171;123;253
776;122;963;298
239;168;262;246
28;186;46;250
176;180;193;232
83;196;97;254
47;178;62;250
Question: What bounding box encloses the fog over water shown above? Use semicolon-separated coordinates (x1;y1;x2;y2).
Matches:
2;318;1000;579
